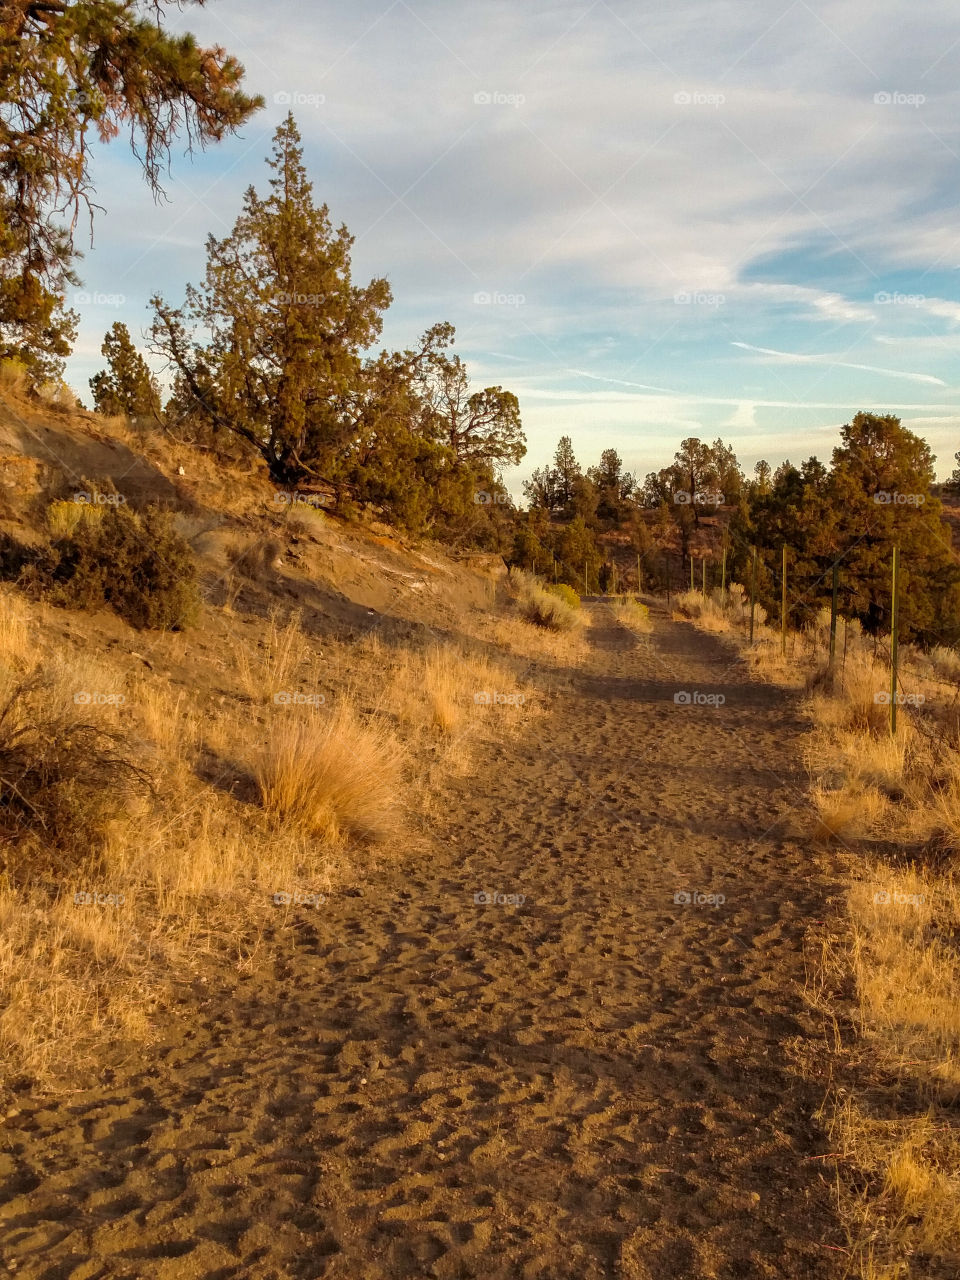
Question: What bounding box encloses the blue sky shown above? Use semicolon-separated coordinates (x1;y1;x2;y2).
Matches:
66;0;960;493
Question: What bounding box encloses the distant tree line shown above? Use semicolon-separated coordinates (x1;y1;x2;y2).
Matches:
3;13;960;644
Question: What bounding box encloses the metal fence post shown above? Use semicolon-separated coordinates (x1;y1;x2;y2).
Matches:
829;561;838;673
891;545;900;735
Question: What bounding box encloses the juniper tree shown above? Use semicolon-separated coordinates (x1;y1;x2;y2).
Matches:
826;412;960;644
0;0;260;376
152;115;392;487
416;336;525;469
89;322;161;419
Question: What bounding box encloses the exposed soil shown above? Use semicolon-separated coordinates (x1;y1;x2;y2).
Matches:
0;602;847;1279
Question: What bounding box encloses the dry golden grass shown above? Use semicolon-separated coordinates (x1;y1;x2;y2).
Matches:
0;586;35;673
810;782;889;843
511;569;584;633
677;583;960;1277
0;510;565;1091
232;608;318;704
0;887;153;1081
255;704;402;843
492;613;589;666
130;679;201;759
612;596;653;634
672;588;733;633
386;642;529;739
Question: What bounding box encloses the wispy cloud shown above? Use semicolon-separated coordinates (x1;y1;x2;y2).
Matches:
731;342;948;386
62;0;960;481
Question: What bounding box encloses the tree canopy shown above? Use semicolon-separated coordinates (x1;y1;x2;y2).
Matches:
0;0;260;379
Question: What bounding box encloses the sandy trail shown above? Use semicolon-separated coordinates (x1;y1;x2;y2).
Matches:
1;603;844;1279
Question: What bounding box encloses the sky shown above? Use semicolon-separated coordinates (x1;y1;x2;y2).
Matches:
65;0;960;495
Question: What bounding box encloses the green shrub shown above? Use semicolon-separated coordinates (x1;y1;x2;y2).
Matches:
613;596;652;632
510;570;582;633
54;505;199;629
5;503;200;629
545;582;581;610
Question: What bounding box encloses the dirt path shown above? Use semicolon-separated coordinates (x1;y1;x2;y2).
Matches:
1;604;846;1280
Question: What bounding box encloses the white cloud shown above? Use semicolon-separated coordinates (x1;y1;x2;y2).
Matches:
731;341;948;386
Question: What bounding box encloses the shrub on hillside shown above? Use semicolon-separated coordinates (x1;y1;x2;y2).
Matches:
511;570;582;633
614;596;652;632
545;582;581;610
255;706;401;842
0;675;149;881
30;503;200;629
